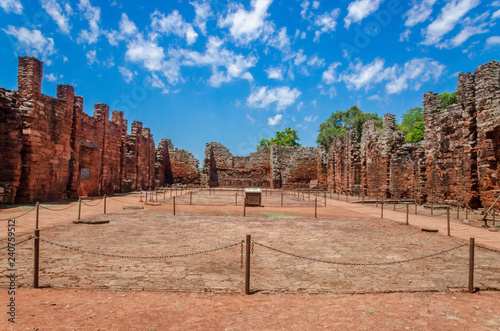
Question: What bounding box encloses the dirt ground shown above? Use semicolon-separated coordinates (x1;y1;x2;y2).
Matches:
1;188;499;329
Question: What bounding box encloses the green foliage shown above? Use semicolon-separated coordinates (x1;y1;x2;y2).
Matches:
257;127;301;148
397;107;425;143
316;105;382;151
440;91;457;110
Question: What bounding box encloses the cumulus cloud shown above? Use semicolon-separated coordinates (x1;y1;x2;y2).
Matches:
384;58;445;94
266;26;291;52
77;0;101;44
322;62;341;84
86;49;97;65
3;26;55;60
300;1;310;19
190;0;212;35
338;58;388;90
106;13;138;46
183;36;257;87
313;9;340;42
404;0;437;27
118;66;135;83
247;86;301;111
421;0;480;46
219;0;274;44
265;66;284;80
125;36;165;71
44;73;58;82
486;35;500;46
41;0;72;34
344;0;383;29
267;114;282;126
151;9;198;45
307;55;325;68
0;0;22;14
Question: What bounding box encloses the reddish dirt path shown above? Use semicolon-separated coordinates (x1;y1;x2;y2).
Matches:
1;289;499;330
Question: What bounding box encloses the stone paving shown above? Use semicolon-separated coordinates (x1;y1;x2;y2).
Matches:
1;213;498;294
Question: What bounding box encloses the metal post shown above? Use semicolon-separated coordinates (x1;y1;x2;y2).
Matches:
281;192;283;207
104;194;107;214
406;204;409;225
381;201;384;218
35;202;39;229
245;234;251;295
446;207;450;237
33;229;40;288
314;199;317;218
78;197;82;220
173;197;176;216
468;237;475;294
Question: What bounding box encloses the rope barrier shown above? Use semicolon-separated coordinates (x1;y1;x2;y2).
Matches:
81;199;103;207
107;196;145;206
39;201;78;211
0;236;34;250
40;238;244;259
253;241;467;266
0;206;36;221
424;211;449;217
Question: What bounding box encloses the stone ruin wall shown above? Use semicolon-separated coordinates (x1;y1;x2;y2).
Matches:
0;57;199;203
202;142;327;188
155;139;200;186
327;60;500;208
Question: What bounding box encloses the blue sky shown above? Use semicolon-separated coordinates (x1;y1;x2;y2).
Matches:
1;0;499;162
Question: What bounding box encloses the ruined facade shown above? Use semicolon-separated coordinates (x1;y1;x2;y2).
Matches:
202;142;327;188
155;139;200;186
327;60;500;208
0;57;198;203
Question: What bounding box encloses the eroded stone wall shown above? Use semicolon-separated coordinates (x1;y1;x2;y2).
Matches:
156;139;200;186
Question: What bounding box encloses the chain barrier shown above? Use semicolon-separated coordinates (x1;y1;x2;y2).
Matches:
476;244;500;254
252;241;468;266
0;206;36;221
81;199;103;207
39;202;78;212
107;196;145;206
0;236;34;250
40;238;244;259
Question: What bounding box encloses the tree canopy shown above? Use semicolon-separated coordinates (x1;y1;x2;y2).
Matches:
397;107;424;143
257;127;301;148
440;91;457;110
316;105;382;151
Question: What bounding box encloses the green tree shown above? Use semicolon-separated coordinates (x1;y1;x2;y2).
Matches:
440;91;457;110
316;105;382;151
397;107;425;143
257;127;301;148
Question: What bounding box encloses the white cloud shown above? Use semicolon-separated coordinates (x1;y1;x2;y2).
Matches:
404;0;437;27
118;66;135;83
313;8;340;42
63;56;68;62
119;13;137;35
293;49;307;66
219;0;274;44
322;62;341;84
0;0;22;14
312;1;320;9
304;115;318;122
344;0;383;29
493;9;500;19
338;58;389;90
267;114;282;126
125;37;165;71
307;55;324;68
246;114;256;124
300;1;310;19
297;101;304;111
151;9;198;45
384;58;445;94
266;26;291;51
3;26;55;60
444;12;490;48
399;28;411;42
367;94;381;100
421;0;480;46
44;73;57;82
190;1;212;35
147;73;165;89
247;86;301;111
86;49;97;65
183;36;257;87
41;0;72;34
77;0;101;44
265;66;284;80
486;36;500;46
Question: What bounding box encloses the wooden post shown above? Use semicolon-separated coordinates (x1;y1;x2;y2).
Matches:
415;199;418;215
104;194;107;214
362;194;365;205
235;192;238;206
170;188;172;198
78;197;82;220
406;204;409;225
245;234;251;295
35;202;39;229
447;207;451;236
244;199;246;217
466;206;469;220
468;237;475;294
457;202;460;219
33;229;40;289
324;192;326;207
393;200;396;211
281;192;283;207
381;201;384;218
173;197;176;216
190;192;192;205
164;189;166;200
431;201;434;215
156;190;158;202
314;199;317;218
346;192;348;202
